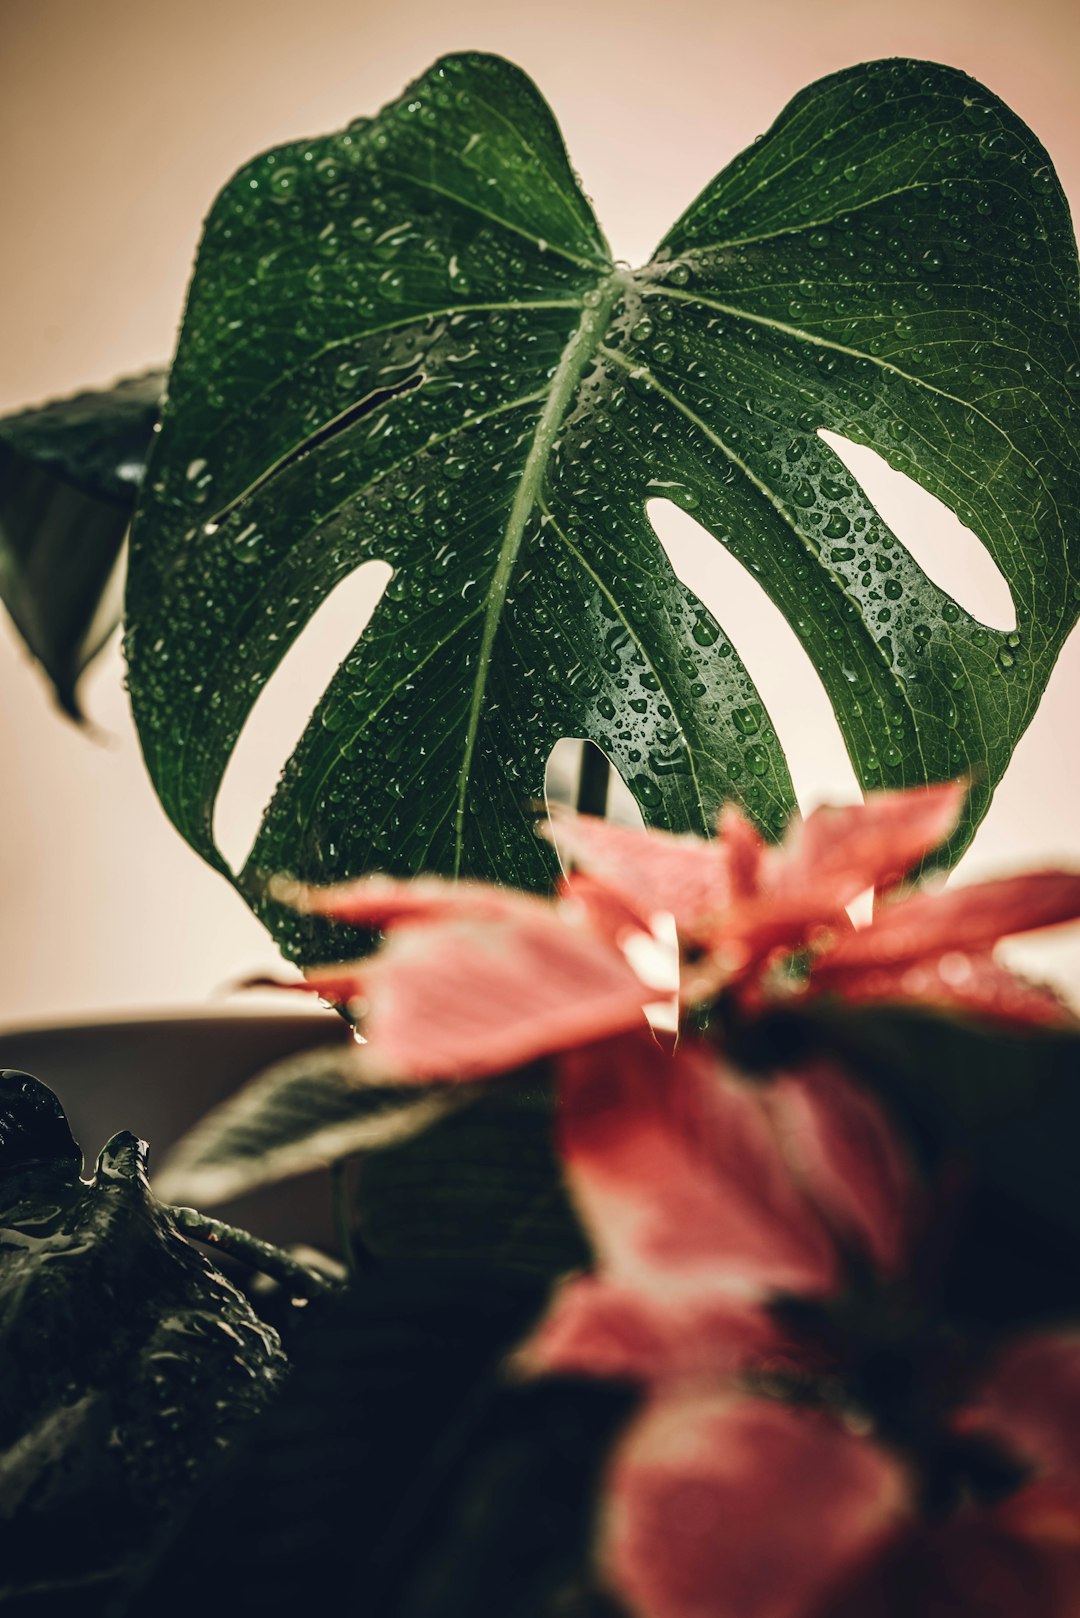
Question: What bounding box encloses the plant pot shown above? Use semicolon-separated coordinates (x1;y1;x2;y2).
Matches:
0;1009;351;1251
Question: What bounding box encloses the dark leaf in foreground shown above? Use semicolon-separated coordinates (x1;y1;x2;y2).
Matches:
0;1070;285;1611
355;1067;589;1277
134;1263;629;1618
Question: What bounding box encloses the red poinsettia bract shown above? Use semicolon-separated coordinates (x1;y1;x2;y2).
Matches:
280;781;1080;1079
544;781;1080;1025
521;1028;1080;1617
270;783;1080;1618
602;1333;1080;1618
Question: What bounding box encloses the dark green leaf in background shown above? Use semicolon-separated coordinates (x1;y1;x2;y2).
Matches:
154;1044;463;1207
741;1003;1080;1329
126;55;1080;954
0;372;161;718
356;1068;589;1278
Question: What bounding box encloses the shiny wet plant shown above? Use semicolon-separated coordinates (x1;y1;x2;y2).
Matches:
1;50;1080;1617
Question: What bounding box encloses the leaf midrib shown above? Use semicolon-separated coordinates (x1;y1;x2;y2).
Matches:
450;269;628;873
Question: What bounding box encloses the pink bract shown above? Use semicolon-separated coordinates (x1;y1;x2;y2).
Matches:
269;782;1080;1618
281;782;1080;1074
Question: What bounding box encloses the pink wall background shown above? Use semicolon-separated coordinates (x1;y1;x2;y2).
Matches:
2;0;1078;1026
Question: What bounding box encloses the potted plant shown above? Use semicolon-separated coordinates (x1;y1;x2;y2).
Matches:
2;50;1080;1615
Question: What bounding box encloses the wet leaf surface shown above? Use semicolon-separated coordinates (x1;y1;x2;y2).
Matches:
0;1070;286;1610
125;56;1079;954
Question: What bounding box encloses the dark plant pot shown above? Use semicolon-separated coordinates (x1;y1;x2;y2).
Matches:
0;1010;351;1251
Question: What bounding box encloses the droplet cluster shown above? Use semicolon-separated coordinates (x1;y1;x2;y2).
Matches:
125;54;1080;951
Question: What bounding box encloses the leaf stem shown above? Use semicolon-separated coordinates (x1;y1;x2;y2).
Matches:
169;1204;337;1298
330;1160;358;1280
576;741;610;818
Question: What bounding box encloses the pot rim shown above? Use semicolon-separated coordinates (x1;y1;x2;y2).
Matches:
0;1000;337;1041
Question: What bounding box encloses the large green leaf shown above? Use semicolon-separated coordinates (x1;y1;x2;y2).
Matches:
0;372;161;717
0;1069;286;1608
126;55;1079;951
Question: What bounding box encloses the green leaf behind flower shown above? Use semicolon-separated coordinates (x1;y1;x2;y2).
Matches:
0;372;161;717
126;56;1080;955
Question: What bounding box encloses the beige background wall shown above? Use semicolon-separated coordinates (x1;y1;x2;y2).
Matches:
2;0;1079;1028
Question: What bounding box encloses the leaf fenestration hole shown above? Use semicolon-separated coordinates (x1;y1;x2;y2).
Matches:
818;431;1016;632
544;740;644;852
545;739;680;1025
213;559;393;876
647;499;863;821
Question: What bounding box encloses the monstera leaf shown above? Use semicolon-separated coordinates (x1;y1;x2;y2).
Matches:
126;55;1080;951
0;371;161;717
0;1070;285;1607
